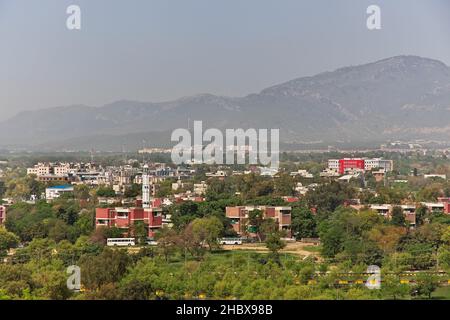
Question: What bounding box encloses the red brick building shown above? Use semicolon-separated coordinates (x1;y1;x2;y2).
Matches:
0;205;6;225
437;197;450;214
95;206;163;237
225;206;292;238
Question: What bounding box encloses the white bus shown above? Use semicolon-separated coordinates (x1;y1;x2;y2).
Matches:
146;238;158;246
220;237;243;245
107;238;136;247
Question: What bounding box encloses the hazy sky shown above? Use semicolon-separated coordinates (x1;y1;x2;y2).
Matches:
1;0;450;120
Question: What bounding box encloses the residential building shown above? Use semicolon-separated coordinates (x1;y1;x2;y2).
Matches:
193;181;208;195
37;175;69;183
437;197;450;214
27;163;52;176
290;169;313;178
0;205;5;225
320;168;340;177
372;169;386;182
225;206;292;238
424;174;446;180
53;163;71;176
368;204;416;226
421;202;445;213
45;185;74;201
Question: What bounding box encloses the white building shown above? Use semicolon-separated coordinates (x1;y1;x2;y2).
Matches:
193;181;208;195
53;163;70;176
290;170;313;178
320;168;340;177
27;163;51;176
328;160;339;171
364;158;393;172
424;174;446;180
45;185;74;201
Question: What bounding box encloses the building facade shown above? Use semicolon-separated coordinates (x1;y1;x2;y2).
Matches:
225;206;292;238
45;185;74;201
0;205;6;225
328;158;394;175
95;206;163;237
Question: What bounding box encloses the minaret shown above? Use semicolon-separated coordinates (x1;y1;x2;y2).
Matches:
142;164;150;208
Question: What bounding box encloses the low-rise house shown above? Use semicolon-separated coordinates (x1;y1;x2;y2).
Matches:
290;170;313;178
372;169;386;182
421;202;445;213
424;174;446;180
193;181;208;195
45;185;74;201
0;205;6;225
320;168;340;177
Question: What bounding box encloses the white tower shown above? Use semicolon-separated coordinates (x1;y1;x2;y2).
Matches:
142;164;150;208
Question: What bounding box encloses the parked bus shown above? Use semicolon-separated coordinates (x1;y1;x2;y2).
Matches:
220;237;243;245
107;238;136;247
146;238;158;246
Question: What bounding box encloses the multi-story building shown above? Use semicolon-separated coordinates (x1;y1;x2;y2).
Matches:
437;197;450;214
95;206;163;238
338;158;365;175
53;163;71;176
27;163;52;176
37;175;69;183
95;163;164;238
193;181;208;195
328;158;393;175
367;204;416;226
0;205;6;225
364;158;394;172
421;202;445;213
327;160;340;171
27;162;73;177
225;206;292;238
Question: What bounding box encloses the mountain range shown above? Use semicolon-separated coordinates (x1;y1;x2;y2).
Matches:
2;55;450;151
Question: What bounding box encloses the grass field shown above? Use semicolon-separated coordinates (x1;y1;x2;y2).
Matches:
431;286;450;300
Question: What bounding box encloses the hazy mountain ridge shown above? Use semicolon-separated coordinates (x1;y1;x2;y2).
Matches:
2;55;450;150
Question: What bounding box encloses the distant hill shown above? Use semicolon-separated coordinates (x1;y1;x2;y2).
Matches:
2;55;450;151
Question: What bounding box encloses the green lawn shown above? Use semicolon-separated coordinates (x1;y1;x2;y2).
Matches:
431;286;450;300
302;245;322;253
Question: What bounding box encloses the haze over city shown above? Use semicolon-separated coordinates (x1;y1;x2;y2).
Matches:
1;0;450;121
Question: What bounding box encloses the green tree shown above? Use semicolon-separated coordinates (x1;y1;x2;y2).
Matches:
96;187;116;198
0;228;19;256
154;226;178;262
381;273;409;300
79;248;131;290
260;219;286;261
291;206;317;240
391;206;406;227
131;221;147;245
415;205;428;227
413;274;439;299
191;216;224;251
